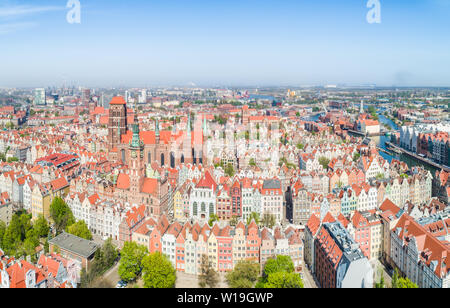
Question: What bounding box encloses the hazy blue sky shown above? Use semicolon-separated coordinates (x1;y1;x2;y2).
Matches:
0;0;450;87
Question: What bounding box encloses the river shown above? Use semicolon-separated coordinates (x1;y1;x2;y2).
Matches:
300;111;439;173
373;114;439;173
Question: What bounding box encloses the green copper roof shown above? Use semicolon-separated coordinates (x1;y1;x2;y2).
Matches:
155;118;160;137
130;122;142;148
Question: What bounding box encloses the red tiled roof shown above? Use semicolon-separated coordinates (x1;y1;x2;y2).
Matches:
116;173;130;190
109;96;127;105
196;171;217;191
141;178;158;195
50;177;69;191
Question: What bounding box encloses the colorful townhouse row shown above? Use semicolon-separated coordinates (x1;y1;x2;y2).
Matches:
290;168;432;225
305;198;450;288
128;213;303;274
0;250;79;289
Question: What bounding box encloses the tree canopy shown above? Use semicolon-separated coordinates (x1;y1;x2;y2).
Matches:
118;241;148;283
318;157;330;170
66;220;93;240
226;260;260;288
263;271;304;288
0;212;48;260
261;213;276;229
80;238;118;288
257;255;303;289
247;212;260;226
198;254;219;288
263;255;295;277
142;252;176;288
50;197;75;234
33;215;49;238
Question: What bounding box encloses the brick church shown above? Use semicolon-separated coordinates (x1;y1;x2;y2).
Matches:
108;96;207;168
107;96;207;216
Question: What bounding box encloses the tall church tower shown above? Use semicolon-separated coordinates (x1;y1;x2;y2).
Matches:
129;117;145;196
108;96;128;150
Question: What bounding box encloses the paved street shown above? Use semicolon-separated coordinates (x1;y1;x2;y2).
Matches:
176;272;229;288
96;261;120;288
302;267;318;288
371;259;393;287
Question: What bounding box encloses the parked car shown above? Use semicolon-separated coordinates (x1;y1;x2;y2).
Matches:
115;280;127;288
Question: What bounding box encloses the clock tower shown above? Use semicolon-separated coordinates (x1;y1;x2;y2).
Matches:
129;120;145;196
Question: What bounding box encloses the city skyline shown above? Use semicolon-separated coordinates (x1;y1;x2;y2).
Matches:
1;0;450;87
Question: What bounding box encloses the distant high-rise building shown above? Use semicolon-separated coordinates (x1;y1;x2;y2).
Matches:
139;89;147;104
34;88;46;105
125;90;130;103
81;88;91;105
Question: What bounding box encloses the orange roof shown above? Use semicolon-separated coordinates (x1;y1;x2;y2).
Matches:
116;173;130;190
50;177;69;191
196;171;217;191
141;178;158;195
379;199;401;216
306;214;321;236
109;96;127;105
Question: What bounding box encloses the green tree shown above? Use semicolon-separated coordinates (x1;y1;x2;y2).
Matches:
249;158;256;167
44;239;49;254
318;157;330;170
7;157;18;163
79;239;118;288
102;238;118;269
2;214;22;253
397;277;418;288
33;215;49;238
23;229;40;261
208;214;219;227
229;216;239;227
5;122;15;130
296;143;304;150
261;213;276;229
376;173;385;180
19;213;33;240
198;254;219;288
263;255;295;277
225;164;235;177
226;260;260;288
66;220;93;240
375;269;385;288
353;152;361;162
258;255;302;288
392;268;399;288
247;212;260;225
0;221;5;248
50;197;75;234
118;241;148;283
142;252;176;288
263;271;303;288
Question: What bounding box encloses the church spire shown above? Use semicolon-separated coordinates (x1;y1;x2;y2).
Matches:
155;117;160;144
172;117;176;134
203;115;207;136
130;120;141;148
187;113;191;137
155;118;160;136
